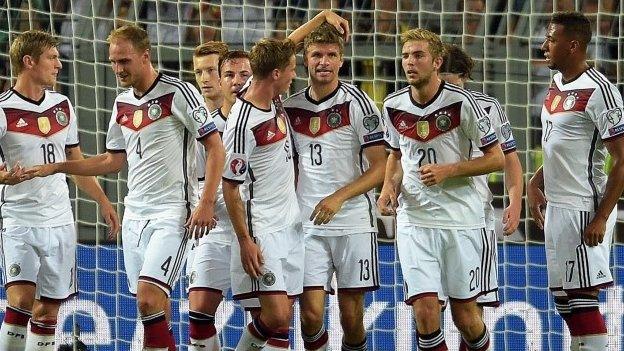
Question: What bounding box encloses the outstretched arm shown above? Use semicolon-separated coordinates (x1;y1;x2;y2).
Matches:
287;9;350;46
27;150;126;177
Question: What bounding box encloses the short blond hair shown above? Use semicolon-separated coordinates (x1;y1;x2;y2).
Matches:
400;28;446;59
249;38;296;79
10;30;59;75
194;41;228;58
107;24;150;52
303;22;344;56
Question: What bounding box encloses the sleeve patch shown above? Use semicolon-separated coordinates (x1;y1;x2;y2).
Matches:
198;121;217;137
363;115;380;132
363;131;384;143
480;133;497;145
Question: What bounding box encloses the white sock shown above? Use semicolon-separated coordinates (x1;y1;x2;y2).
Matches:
189;334;221;351
570;336;580;351
0;306;30;351
24;321;56;351
578;334;608;350
235;322;268;351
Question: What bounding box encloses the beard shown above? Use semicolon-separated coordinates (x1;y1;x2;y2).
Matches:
408;71;433;89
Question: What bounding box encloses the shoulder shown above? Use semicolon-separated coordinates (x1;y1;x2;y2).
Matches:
338;82;376;114
0;89;15;108
159;74;202;108
584;68;621;108
383;86;410;106
283;87;307;107
443;83;485;116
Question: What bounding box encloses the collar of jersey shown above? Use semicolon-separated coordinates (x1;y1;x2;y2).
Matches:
304;81;342;105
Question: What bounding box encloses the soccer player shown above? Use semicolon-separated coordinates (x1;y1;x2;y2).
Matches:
439;43;524;351
187;49;252;350
377;29;504;351
192;41;229;112
222;38;299;351
28;25;225;350
283;23;387;351
0;30;119;351
528;12;624;350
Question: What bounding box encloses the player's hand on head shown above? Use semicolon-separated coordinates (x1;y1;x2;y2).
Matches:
502;202;521;235
377;187;398;216
310;193;345;225
583;216;607;247
418;164;451;186
185;201;215;240
527;181;547;230
99;201;120;240
322;10;350;42
239;238;263;279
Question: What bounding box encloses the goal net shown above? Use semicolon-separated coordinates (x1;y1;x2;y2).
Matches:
0;1;622;350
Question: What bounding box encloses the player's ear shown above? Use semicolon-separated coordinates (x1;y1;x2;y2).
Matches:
569;39;581;54
272;68;281;81
22;55;35;69
432;55;443;71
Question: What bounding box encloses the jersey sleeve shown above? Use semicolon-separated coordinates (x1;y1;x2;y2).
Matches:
488;99;517;153
174;82;218;140
0;108;7;139
65;98;80;147
461;95;497;149
353;93;385;147
196;141;206;181
221;111;256;183
105;103;126;151
382;102;400;150
586;82;624;141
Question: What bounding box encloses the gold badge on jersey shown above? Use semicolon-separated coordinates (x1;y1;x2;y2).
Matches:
277;116;287;134
309;116;321;135
37;117;51;134
550;95;561;111
417;120;429;139
133;110;143;128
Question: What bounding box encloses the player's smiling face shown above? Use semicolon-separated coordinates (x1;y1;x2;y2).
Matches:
275;55;297;95
304;43;343;86
542;23;569;71
193;54;222;102
31;46;62;88
108;39;150;88
402;40;441;89
219;58;252;104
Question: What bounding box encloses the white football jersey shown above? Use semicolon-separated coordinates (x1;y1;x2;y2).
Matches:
0;89;78;227
541;68;624;211
222;96;300;237
284;82;384;235
196;108;232;243
383;82;497;229
469;90;517;215
106;73;218;220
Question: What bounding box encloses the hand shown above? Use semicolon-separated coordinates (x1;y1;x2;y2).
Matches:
239;238;264;279
321;10;350;42
185;201;216;240
583;215;607;247
419;164;454;186
99;200;120;240
310;192;346;225
527;181;546;230
502;201;521;236
23;163;57;178
0;163;33;185
377;186;398;215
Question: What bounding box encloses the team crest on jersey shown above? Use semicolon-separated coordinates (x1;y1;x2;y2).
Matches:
230;158;247;176
193;106;208;124
477;117;491;133
501;123;512;140
8;263;20;277
37;117;51;134
55;108;68;126
563;93;577;111
550;95;561;111
417;120;429;139
363;115;380;132
148;103;162;120
606;107;622;125
327;112;342;128
309;116;321;135
262;271;276;287
434;113;451;132
133;110;143;128
277;116;287;134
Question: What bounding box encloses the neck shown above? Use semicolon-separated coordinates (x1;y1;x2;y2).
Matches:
204;96;223;112
410;77;442;105
244;79;275;110
560;58;589;82
13;75;46;101
221;99;234;117
132;67;159;97
309;80;339;101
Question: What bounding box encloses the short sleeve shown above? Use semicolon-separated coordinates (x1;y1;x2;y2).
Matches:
488;100;516;153
382;102;400;150
196;141;206;181
352;92;385;147
461;95;497;149
0;108;7;139
65;99;79;147
221;110;256;183
173;82;218;140
586;81;624;141
106;103;126;151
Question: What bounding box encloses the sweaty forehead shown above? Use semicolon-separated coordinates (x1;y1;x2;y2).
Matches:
402;40;429;53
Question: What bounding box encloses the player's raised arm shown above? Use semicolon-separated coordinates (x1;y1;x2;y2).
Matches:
287;9;350;45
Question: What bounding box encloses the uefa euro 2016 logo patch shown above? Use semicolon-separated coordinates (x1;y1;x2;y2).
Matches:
230;158;247;176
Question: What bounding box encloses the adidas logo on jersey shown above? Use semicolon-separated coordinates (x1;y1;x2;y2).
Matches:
16;118;28;128
398;120;408;131
596;270;606;279
267;130;275;140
